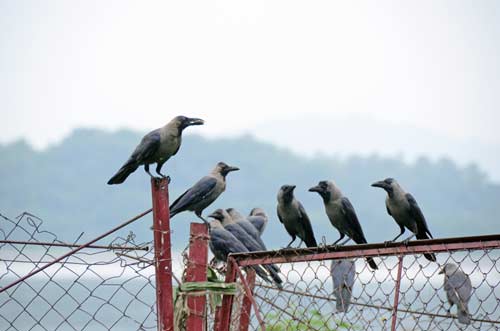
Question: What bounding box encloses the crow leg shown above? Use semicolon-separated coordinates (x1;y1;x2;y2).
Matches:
332;232;345;248
446;302;454;315
285;237;296;248
402;233;415;245
195;212;209;225
385;225;406;245
155;162;170;183
296;240;303;248
195;211;210;232
144;164;157;179
154;162;171;184
339;237;351;246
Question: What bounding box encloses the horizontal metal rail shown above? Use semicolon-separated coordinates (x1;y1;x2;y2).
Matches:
230;234;500;267
0;239;149;251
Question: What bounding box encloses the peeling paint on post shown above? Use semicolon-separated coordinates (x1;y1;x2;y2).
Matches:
185;223;209;331
151;178;174;331
239;269;256;331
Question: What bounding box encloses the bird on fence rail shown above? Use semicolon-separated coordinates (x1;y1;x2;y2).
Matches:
309;181;378;270
107;115;204;185
226;208;280;273
248;208;269;236
226;208;269;250
440;263;472;325
169;162;239;224
371;178;436;262
208;219;272;284
330;259;356;313
209;209;283;289
277;185;318;248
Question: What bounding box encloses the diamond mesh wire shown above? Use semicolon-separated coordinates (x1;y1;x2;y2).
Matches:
0;212;158;331
225;245;500;331
3;211;499;331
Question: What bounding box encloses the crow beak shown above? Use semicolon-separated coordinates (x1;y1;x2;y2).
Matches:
187;117;204;126
308;185;322;193
208;211;220;219
226;166;239;172
371;181;387;189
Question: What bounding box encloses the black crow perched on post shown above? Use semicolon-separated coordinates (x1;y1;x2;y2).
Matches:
107;115;204;184
371;178;436;262
309;180;378;270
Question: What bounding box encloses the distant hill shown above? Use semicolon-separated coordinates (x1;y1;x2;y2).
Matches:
1;128;498;250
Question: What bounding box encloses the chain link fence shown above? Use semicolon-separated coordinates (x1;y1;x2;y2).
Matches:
2;210;500;331
220;237;500;331
0;212;160;331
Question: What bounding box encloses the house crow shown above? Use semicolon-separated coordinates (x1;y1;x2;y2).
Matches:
209;209;283;289
226;208;280;273
371;178;436;262
226;208;268;250
169;162;239;223
330;259;356;313
277;185;317;248
208;219;271;284
309;181;377;270
248;208;268;236
107;115;204;184
440;263;472;325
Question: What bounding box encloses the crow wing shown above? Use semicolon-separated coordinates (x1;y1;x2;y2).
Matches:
406;193;433;239
170;177;218;214
340;197;367;244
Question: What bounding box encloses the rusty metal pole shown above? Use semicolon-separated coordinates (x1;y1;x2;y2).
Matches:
185;223;209;331
152;178;174;331
391;255;404;331
218;258;238;331
239;269;256;331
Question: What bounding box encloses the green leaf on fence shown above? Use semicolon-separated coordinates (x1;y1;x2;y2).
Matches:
179;281;238;295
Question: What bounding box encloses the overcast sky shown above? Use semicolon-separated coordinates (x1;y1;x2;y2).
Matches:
2;1;499;179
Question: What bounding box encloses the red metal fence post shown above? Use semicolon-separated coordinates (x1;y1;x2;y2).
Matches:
218;257;238;331
151;178;174;331
185;223;209;331
391;255;404;331
239;269;256;331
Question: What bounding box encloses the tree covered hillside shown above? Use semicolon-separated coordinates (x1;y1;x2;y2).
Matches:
1;128;498;250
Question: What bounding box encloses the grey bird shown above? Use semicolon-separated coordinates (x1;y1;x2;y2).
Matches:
208;219;272;284
309;181;378;270
440;263;472;325
107;116;204;184
277;185;317;248
226;208;268;249
371;178;436;262
248;208;269;236
226;208;280;273
209;209;283;289
330;259;356;313
169;162;239;223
